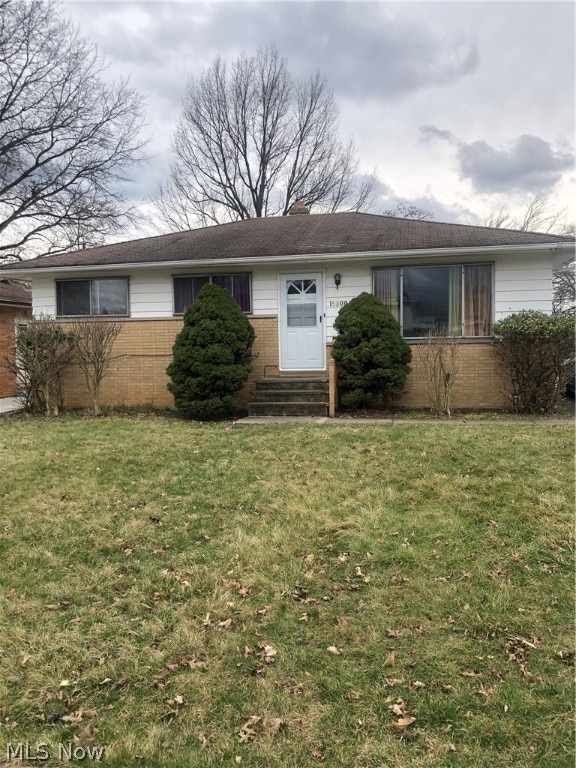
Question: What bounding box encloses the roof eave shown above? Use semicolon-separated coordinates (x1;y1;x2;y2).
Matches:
0;241;571;278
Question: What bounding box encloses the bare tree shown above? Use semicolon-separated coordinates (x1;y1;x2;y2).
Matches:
483;191;573;234
383;198;433;220
71;319;122;415
553;260;575;316
153;46;376;229
483;192;575;315
0;0;146;260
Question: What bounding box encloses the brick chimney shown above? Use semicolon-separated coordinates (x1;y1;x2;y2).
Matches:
288;199;310;215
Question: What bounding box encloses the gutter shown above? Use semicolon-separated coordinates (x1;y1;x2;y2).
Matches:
0;242;572;278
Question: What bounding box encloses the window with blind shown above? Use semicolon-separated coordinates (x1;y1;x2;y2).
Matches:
173;274;251;314
373;264;493;338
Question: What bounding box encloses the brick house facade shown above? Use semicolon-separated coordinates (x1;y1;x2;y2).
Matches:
0;211;572;413
0;282;32;398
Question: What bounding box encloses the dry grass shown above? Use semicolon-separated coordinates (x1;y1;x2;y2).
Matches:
0;415;573;767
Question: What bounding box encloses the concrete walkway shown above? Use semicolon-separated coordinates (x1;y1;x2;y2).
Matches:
0;397;23;415
235;415;574;426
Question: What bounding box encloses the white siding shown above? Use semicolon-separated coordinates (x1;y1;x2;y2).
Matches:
251;266;279;316
493;251;553;320
130;269;173;317
29;248;555;329
32;276;56;315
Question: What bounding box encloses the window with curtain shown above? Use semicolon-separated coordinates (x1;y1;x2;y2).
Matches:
173;274;252;314
373;264;492;338
56;278;129;316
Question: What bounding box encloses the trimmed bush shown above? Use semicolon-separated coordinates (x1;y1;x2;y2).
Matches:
492;310;575;413
167;283;255;419
331;292;411;409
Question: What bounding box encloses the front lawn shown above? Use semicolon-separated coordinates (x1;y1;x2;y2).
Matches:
0;416;573;767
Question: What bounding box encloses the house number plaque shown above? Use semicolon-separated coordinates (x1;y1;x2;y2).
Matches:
328;299;349;308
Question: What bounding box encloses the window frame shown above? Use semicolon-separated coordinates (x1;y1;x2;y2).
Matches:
172;273;253;315
372;262;494;339
56;277;130;318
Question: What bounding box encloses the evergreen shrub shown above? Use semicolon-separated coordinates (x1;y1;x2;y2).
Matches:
331;292;411;409
167;283;255;419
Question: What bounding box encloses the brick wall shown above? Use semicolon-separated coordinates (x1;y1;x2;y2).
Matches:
385;341;506;409
57;318;506;410
59;317;282;409
0;305;31;398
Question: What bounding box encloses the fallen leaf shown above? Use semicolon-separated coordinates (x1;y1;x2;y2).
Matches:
259;644;278;664
384;652;395;667
237;715;261;743
344;690;361;701
62;710;84;724
327;645;340;655
387;716;416;730
19;651;31;665
72;725;97;747
262;718;285;734
218;618;233;629
460;669;479;678
186;658;208;670
283;679;304;695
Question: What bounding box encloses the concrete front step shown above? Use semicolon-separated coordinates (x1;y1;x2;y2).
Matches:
253;389;328;403
254;377;328;392
248;376;329;417
248;402;328;417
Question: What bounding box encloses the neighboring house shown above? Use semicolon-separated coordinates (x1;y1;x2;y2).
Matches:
0;208;573;414
0;281;32;398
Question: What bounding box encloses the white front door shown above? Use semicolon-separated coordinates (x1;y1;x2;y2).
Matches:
279;273;325;370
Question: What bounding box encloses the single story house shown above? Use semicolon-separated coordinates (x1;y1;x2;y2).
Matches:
0;281;32;398
0;208;573;414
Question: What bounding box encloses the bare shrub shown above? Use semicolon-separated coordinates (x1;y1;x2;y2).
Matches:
70;319;122;415
417;330;461;416
7;316;75;414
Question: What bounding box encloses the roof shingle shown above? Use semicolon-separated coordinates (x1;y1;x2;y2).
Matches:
1;212;573;272
0;281;32;305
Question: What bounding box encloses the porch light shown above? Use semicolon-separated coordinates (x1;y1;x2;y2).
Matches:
334;273;342;289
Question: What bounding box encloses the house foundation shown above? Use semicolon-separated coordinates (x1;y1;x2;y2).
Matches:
57;317;508;412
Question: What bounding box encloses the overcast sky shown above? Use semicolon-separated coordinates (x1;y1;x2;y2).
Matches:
65;0;575;233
